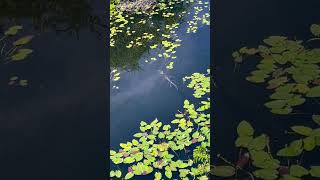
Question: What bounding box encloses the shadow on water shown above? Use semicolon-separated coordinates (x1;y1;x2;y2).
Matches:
214;0;320;171
0;0;107;179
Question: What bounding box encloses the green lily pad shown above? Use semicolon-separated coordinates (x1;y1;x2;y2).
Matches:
248;134;268;151
235;136;253;148
291;126;313;136
211;166;235;177
290;165;309;177
311;24;320;37
312;115;320;126
277;139;303;157
237;121;254;137
13;35;34;46
310;166;320;177
306;86;320;97
264;100;287;109
287;96;306;106
253;169;278;180
124;172;134;179
271;107;292;115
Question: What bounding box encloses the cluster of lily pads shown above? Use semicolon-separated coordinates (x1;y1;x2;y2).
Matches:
232;24;320;115
110;70;210;179
0;25;34;87
211;23;320;179
212;119;320;180
109;0;210;89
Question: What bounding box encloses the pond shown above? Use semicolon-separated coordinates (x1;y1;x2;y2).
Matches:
213;0;320;179
109;0;211;179
110;12;210;147
0;1;107;179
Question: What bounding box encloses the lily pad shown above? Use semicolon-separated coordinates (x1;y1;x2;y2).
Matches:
211;166;235;177
237;121;254;137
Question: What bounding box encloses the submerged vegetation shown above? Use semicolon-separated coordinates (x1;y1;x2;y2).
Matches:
110;0;210;88
0;25;34;87
110;70;210;179
0;0;106;38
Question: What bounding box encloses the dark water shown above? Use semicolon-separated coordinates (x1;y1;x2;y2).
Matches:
0;1;107;179
214;0;320;167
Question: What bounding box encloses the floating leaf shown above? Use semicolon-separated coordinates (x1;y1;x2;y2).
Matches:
306;86;320;97
253;169;278;180
252;158;280;170
267;77;288;89
271;107;292;115
304;136;316;151
11;49;33;61
248;134;268;150
312;115;320;126
235;136;253;148
250;150;272;163
124;172;134;179
281;175;301;180
13;35;34;46
287;96;306;106
4;25;23;36
211;166;235;177
110;170;115;177
277;139;303;157
9;76;19;81
265;100;287;109
115;170;122;178
154;172;162;180
270;92;293;100
290;165;309;177
237;121;254;137
293;84;310;94
311;24;320;37
165;169;172;178
18;49;33;54
124;157;135;164
291;126;313;136
310;166;320;177
246;76;265;83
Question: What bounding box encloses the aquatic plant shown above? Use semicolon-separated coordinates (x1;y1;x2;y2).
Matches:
110;0;210;89
232;24;320;115
211;119;320;179
0;25;33;86
109;70;210;179
110;0;209;67
0;0;105;37
213;22;320;179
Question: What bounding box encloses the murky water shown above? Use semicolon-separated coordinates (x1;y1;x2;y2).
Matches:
213;0;320;166
0;1;107;179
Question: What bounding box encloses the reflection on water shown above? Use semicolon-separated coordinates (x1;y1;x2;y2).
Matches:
0;0;107;37
110;0;210;147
